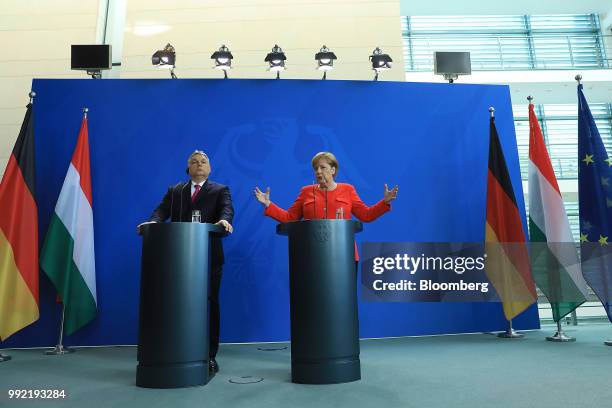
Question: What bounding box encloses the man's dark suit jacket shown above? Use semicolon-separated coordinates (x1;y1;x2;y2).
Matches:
149;179;234;266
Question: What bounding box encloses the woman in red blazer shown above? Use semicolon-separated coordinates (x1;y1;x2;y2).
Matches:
254;152;398;258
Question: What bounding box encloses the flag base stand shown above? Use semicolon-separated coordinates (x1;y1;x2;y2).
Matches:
605;340;612;346
44;345;75;355
546;332;575;342
497;320;523;339
0;353;11;362
497;328;524;338
546;321;575;342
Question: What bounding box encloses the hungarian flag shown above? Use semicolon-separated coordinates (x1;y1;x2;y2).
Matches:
577;83;612;322
528;103;588;322
485;112;537;321
0;102;39;340
41;113;97;335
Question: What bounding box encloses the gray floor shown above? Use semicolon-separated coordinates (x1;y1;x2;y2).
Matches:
1;323;611;408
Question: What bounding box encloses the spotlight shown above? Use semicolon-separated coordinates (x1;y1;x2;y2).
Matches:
152;43;177;79
315;45;337;80
265;45;286;79
211;45;233;79
369;47;392;81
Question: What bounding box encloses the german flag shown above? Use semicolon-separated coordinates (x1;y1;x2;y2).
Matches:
485;111;537;321
0;102;39;340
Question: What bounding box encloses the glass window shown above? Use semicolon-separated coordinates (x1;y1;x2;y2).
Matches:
402;14;607;71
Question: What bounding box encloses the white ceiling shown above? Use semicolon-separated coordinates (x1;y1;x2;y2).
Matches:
400;0;612;17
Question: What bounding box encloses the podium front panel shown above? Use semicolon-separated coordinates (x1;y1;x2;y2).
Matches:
278;220;362;384
137;222;221;388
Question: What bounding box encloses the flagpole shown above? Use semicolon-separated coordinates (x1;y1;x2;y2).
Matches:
1;91;39;364
44;304;75;355
531;95;576;343
576;74;612;346
576;74;609;346
42;106;95;355
488;106;525;339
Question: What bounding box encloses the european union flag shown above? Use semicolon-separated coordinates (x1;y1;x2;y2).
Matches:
577;83;612;323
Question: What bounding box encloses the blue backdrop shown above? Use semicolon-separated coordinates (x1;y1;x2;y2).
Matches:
3;78;538;348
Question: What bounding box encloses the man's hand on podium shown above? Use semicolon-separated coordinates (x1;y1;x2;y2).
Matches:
137;221;157;235
215;219;233;233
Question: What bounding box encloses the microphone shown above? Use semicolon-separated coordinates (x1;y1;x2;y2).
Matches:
324;189;328;219
312;181;317;220
170;185;174;221
179;181;188;222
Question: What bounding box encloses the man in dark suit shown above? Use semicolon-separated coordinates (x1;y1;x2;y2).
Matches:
137;150;233;374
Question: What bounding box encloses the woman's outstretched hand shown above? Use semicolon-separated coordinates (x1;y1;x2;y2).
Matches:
254;186;271;207
383;184;398;203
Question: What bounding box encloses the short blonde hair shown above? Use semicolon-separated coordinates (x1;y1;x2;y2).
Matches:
311;152;339;176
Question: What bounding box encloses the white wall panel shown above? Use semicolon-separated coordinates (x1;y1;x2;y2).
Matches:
0;1;99;175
